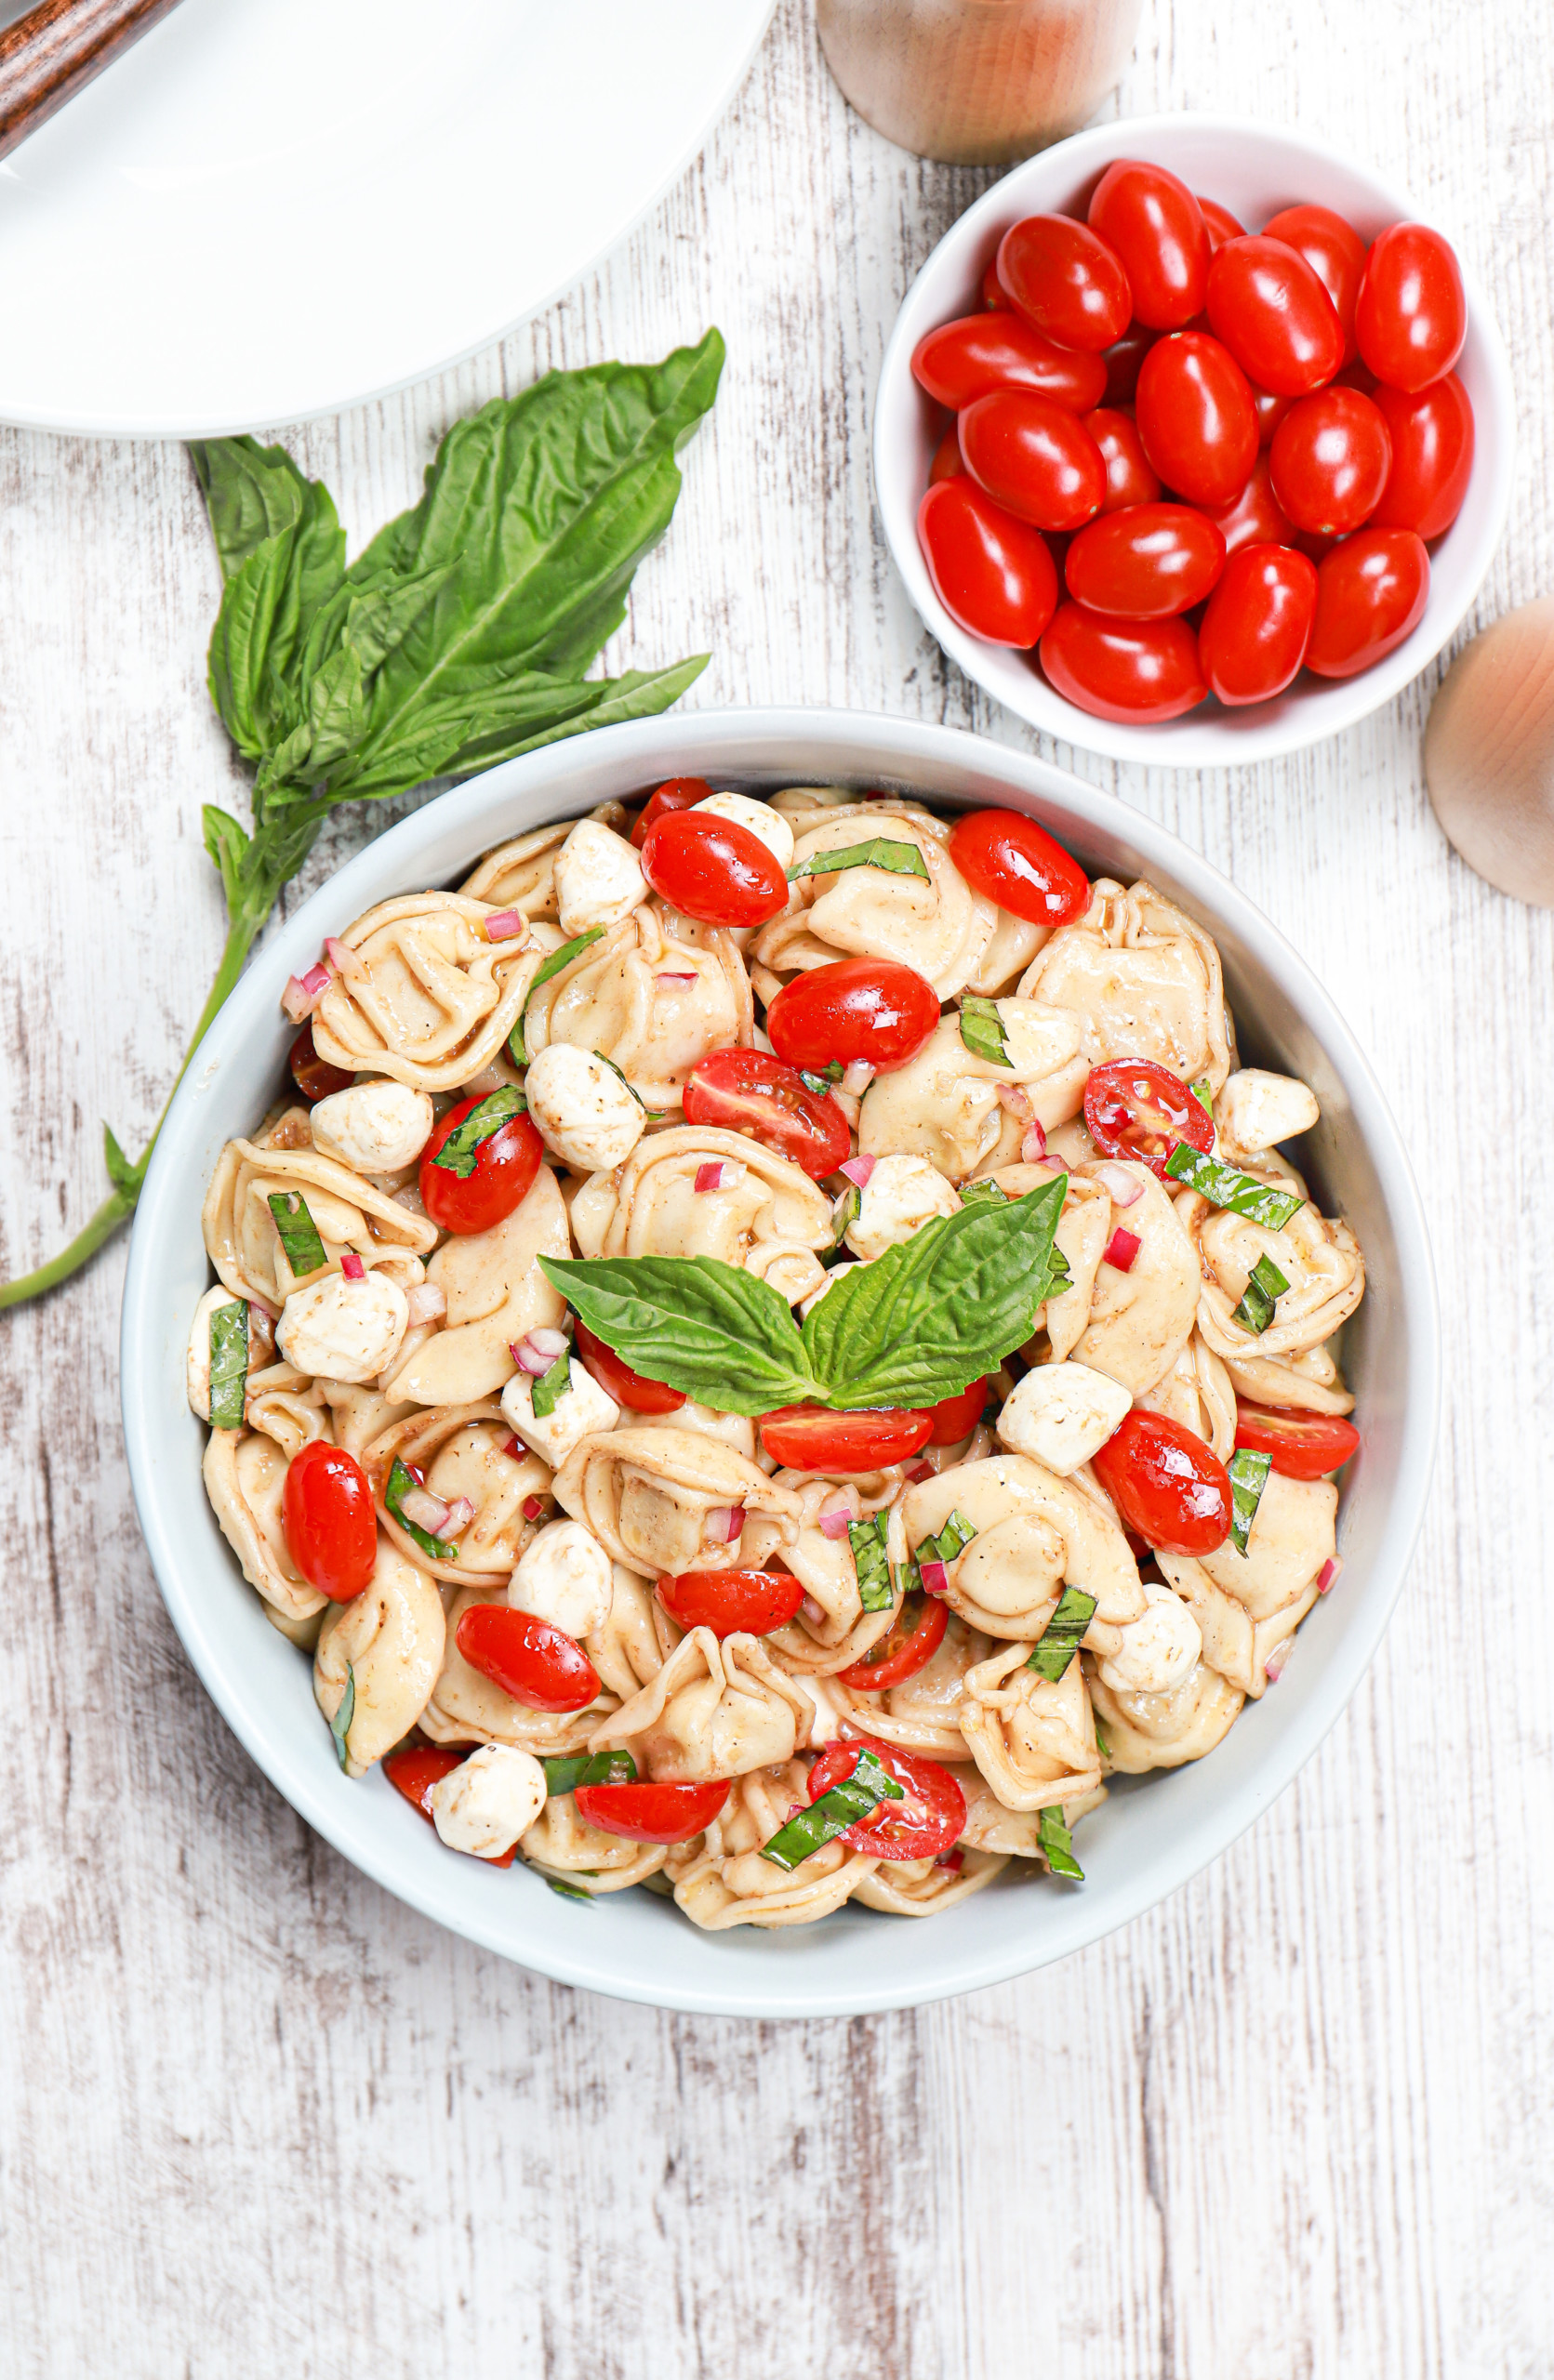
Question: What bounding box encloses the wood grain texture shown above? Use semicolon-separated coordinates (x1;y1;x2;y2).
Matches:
1;2;1551;2373
0;0;184;159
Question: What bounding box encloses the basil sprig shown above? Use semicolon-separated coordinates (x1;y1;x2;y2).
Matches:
531;1347;573;1419
1227;1448;1272;1554
1037;1803;1083;1881
759;1749;904;1872
1232;1252;1291;1335
800;1063;843;1096
543;1749;637;1797
1027;1586;1096;1681
1163;1143;1304;1229
848;1514;896;1613
787;838;929;885
267;1189;327;1278
508;927;604;1064
329;1666;355;1772
385;1455;459;1559
959;996;1013;1068
431;1087;528;1179
207;1299;250;1429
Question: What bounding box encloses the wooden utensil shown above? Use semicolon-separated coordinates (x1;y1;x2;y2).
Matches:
0;0;184;163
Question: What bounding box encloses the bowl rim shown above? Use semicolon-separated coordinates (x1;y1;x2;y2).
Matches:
873;109;1517;768
121;706;1441;2015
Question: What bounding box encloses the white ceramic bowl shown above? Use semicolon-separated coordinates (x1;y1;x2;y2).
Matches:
122;708;1439;2016
874;113;1515;768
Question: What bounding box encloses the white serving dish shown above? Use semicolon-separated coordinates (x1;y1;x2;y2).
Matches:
121;708;1439;2015
873;113;1516;768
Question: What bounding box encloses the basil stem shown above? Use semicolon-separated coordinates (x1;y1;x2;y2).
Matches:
207;1299;250;1430
849;1514;895;1613
959;996;1013;1068
431;1087;528;1179
385;1454;459;1559
1163;1143;1304;1229
959;1179;1008;1209
1037;1802;1083;1881
1231;1251;1292;1335
543;1749;638;1797
531;1348;573;1419
1227;1447;1272;1554
788;838;929;884
329;1665;355;1772
800;1064;843;1096
267;1189;327;1278
759;1748;904;1872
1026;1585;1096;1681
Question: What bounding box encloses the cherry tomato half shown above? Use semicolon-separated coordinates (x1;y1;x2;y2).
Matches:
917;479;1058;647
1065;502;1226;620
1088;158;1209;330
1268;387;1393;537
455;1604;602;1713
683;1049;851;1180
573;1778;731;1844
1040;603;1208;723
1101;325;1156;406
928;422;966;484
1091;1409;1232;1554
630;777;713;848
806;1735;965;1860
765;957;940;1074
947;809;1090;926
288;1019;353;1105
1261;204;1368;366
1196;195;1246;253
1355;222;1466;393
759;1406;935;1471
284;1441;377;1602
574;1318;685;1415
1305;528;1429;680
998;214;1133;353
1205;235;1345;397
910;314;1109;413
1369;374;1475;539
419;1093;544;1236
1135;332;1257;508
924;1375;990;1444
639;810;789;928
1233;1401;1361;1481
656;1568;806;1637
959;390;1107;533
836;1591;950;1690
1084;407;1162;515
383;1746;518;1864
1198;543;1319;706
1201;453;1298;555
1083;1058;1213;1176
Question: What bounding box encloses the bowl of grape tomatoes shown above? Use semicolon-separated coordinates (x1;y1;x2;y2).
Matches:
875;113;1514;766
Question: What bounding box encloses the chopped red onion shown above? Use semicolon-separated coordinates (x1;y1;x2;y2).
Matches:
510;1333;554;1375
906;1461;935;1484
996;1082;1032;1120
442;1497;476;1536
405;1281;446;1326
817;1505;853;1540
399;1485;450;1535
1021;1122;1049;1164
1316;1555;1343;1595
483;908;525;942
840;1061;875;1097
705;1506;745;1544
919;1558;950;1598
657;972;698;985
838;1153;876;1190
1264;1643;1290;1683
339;1251;365;1281
521;1492;546;1520
801;1596;825;1626
695;1160;732;1193
862;787;891;800
529;1327;569;1359
324;935;368;989
1103;1227;1141;1273
281;965;330;1024
248;1297;278;1324
1096;1160;1144;1208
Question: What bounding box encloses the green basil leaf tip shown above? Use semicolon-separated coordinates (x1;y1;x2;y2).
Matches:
1026;1586;1096;1681
267;1189;327;1278
958;996;1013;1068
787;838;929;884
1227;1448;1272;1554
1037;1803;1083;1882
207;1300;249;1430
759;1749;904;1872
530;1347;572;1419
542;1749;638;1797
329;1665;355;1772
1231;1251;1292;1337
431;1086;527;1179
1163;1141;1304;1230
958;1179;1008;1209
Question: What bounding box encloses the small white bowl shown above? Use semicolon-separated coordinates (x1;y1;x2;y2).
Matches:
122;707;1439;2016
874;112;1516;768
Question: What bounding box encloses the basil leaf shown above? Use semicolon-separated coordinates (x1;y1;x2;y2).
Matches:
530;1348;572;1419
1189;1078;1214;1117
430;1087;527;1179
541;1873;597;1903
1045;1242;1073;1296
385;1455;459;1560
592;1048;667;1117
1026;1586;1096;1681
788;837;930;885
902;1508;976;1598
799;1065;843;1097
329;1665;355;1772
849;1514;895;1613
759;1749;904;1872
1231;1252;1292;1335
1093;1716;1111;1761
958;1179;1008;1209
830;1185;859;1250
1227;1447;1272;1554
538;1253;819;1418
193;442;347;760
1163;1143;1304;1229
542;1749;638;1796
1037;1803;1083;1881
508;925;604;1063
207;1300;250;1431
267;1189;326;1278
959;996;1013;1068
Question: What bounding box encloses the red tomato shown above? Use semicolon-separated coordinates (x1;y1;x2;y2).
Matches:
573;1319;685;1416
1200;453;1298;555
917;479;1058;647
836;1592;950;1690
573;1778;730;1844
1252;386;1295;447
455;1605;602;1714
1088;158;1209;329
419;1093;544;1236
639;811;789;928
1199;544;1319;705
1101;325;1155;405
1233;1400;1361;1480
1369;374;1475;538
683;1049;851;1180
383;1746;517;1864
1355;222;1467;392
1084;407;1162;514
958;390;1107;533
947;808;1091;926
629;777;713;849
1135;332;1257;508
765;957;939;1073
924;1376;990;1444
1092;1409;1232;1554
910;314;1109;412
656;1568;806;1637
759;1406;935;1471
1083;1057;1213;1176
288;1020;353;1104
1064;502;1227;620
997;214;1134;352
928;422;966;484
1196;195;1246;253
1268;387;1393;536
1205;235;1345;396
981;258;1009;311
1261;204;1368;365
806;1735;965;1860
284;1441;377;1602
1306;528;1429;679
1040;603;1208;722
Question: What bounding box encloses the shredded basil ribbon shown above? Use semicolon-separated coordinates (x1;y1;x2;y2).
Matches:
1093;1715;1111;1762
958;1179;1008;1210
508;926;605;1064
788;837;930;885
1232;1251;1291;1336
385;1454;459;1559
592;1048;666;1117
530;1347;573;1419
207;1299;249;1430
1038;1802;1083;1881
542;1749;637;1796
830;1183;859;1250
431;1086;528;1179
903;1508;976;1599
541;1873;597;1903
959;996;1013;1069
1045;1242;1073;1295
759;1748;905;1872
1190;1078;1214;1117
1163;1142;1304;1229
267;1188;327;1278
800;1064;843;1097
849;1514;895;1613
1027;1585;1096;1681
329;1665;355;1772
1227;1447;1272;1554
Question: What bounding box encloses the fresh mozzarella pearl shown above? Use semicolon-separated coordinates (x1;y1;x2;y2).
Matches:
691;790;795;871
844;1153;961;1261
309;1079;435;1174
1096;1580;1202;1695
1214;1070;1321;1162
501;1359;619;1468
428;1745;548;1858
509;1519;614;1638
996;1361;1133;1473
524;1044;645;1171
552;819;648;935
277;1268;408;1384
186;1283;257;1421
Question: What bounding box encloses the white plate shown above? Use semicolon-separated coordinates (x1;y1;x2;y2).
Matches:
0;0;774;436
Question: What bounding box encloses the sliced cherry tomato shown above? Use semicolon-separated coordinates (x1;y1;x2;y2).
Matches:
1084;407;1162;515
656;1568;806;1637
573;1778;730;1844
1196;195;1246;253
1370;374;1475;539
1088;158;1209;329
630;777;713;849
806;1734;965;1860
1040;603;1208;723
924;1376;989;1444
910;314;1109;412
639;810;789;928
1135;331;1257;508
958;390;1107;533
1252;386;1295;447
917;479;1058;647
288;1019;353;1104
836;1591;949;1689
1305;528;1429;680
683;1048;851;1180
1201;453;1298;555
947;808;1090;926
1091;1410;1232;1554
1101;325;1155;405
419;1092;544;1236
456;1604;602;1713
1233;1400;1361;1480
383;1745;517;1864
981;258;1009;311
998;214;1133;353
765;957;940;1073
1199;543;1319;706
759;1406;934;1470
1268;387;1393;536
1261;205;1368;366
1205;235;1345;396
574;1318;685;1415
1064;502;1226;620
1355;223;1466;392
928;422;966;483
1083;1058;1212;1176
284;1441;377;1602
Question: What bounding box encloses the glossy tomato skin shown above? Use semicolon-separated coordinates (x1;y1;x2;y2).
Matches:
1233;1401;1361;1480
284;1441;378;1602
947;809;1091;926
573;1778;730;1844
656;1568;806;1638
958;390;1107;533
684;1049;851;1180
574;1319;685;1415
837;1591;950;1689
456;1605;601;1713
1092;1410;1232;1554
1041;603;1208;722
1198;544;1319;705
383;1746;518;1864
640;811;789;928
924;1376;990;1444
765;957;940;1074
1101;325;1155;405
288;1020;353;1104
1083;1058;1213;1176
1088;158;1209;329
1261;204;1368;364
1370;374;1475;538
759;1406;935;1471
1065;502;1226;620
997;214;1134;352
918;480;1058;647
1084;407;1162;514
1135;332;1257;508
1202;453;1299;555
629;777;713;849
910;314;1109;412
419;1096;544;1236
1252;386;1295;448
1355;223;1467;392
806;1735;965;1860
928;422;966;484
1196;194;1246;253
981;258;1009;311
1205;236;1345;397
1305;528;1429;679
1268;387;1393;536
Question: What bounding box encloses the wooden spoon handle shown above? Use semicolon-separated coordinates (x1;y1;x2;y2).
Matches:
0;0;185;163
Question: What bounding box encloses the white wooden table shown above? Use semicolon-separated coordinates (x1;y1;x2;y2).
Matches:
2;3;1548;2372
